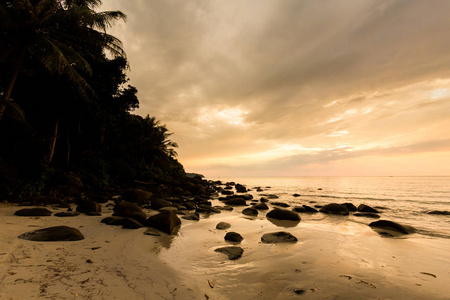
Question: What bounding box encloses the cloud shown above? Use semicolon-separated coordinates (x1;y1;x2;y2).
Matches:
101;0;450;176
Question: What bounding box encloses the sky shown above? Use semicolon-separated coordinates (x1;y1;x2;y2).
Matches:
101;0;450;178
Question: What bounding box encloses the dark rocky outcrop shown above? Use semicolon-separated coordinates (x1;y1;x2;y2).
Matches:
145;211;181;235
14;208;52;216
54;212;80;217
369;220;416;236
215;246;244;260
319;203;349;215
353;212;380;219
242;207;258;216
225;232;243;243
342;203;357;212
266;209;301;221
358;204;380;213
253;203;269;210
101;216;126;226
122;189;152;203
261;232;298;243
18;226;84;241
113;201;147;224
216;222;231;230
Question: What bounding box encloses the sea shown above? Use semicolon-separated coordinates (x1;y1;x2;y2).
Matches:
213;176;450;239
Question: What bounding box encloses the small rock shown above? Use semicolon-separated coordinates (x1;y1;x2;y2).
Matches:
358;204;380;213
101;216;126;226
216;222;231;230
18;226;84;241
143;228;161;236
353;212;380;219
271;202;290;208
215;246;243;260
261;231;298;243
225;232;243;243
182;213;200;221
369;220;416;235
266;209;301;221
319;203;349;215
254;203;269;210
242;207;258;216
14;208;52;216
122;217;143;229
54;212;80;217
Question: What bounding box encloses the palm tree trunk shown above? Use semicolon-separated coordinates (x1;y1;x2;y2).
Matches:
48;117;60;165
0;48;26;121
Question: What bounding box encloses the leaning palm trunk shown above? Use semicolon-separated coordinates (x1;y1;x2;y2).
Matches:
47;117;60;166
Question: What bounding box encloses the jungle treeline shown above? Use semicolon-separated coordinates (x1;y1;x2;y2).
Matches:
0;0;185;200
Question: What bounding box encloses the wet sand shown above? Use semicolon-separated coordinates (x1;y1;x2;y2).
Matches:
1;200;449;299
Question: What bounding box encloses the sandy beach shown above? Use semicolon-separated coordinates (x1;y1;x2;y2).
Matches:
1;198;449;300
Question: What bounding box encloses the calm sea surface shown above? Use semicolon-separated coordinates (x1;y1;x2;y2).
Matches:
215;176;450;239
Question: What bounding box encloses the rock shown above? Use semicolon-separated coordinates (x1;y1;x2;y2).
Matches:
242;207;258;216
426;210;450;215
294;289;305;295
302;205;319;213
159;206;178;212
101;216;126;226
14;208;52;216
143;228;161;236
261;232;298;243
260;197;268;202
76;198;101;214
221;190;234;195
182;213;200;221
271;202;290;208
216;222;231;230
225;198;247;206
254;203;269;210
122;217;144;229
358;204;380;213
145;211;181;235
215;246;243;260
342;203;357;212
18;226;84;241
292;206;307;212
224;186;233;190
225;232;243;243
122;189;152;203
241;194;254;200
151;198;173;210
235;184;247;193
292;194;301;197
214;205;233;211
353;212;380;218
267;194;279;199
54;212;80;217
369;220;416;235
319;203;349;215
113;201;147;224
266;209;301;221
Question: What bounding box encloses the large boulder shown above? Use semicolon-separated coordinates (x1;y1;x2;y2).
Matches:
145;211;181;235
76;198;101;215
18;226;84;241
358;204;380;213
14;208;52;216
225;232;243;243
122;189;152;203
369;220;416;236
261;232;298;243
113;201;147;224
215;246;243;260
319;203;349;215
266;209;301;221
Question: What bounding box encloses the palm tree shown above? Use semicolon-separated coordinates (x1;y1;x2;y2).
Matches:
0;0;126;121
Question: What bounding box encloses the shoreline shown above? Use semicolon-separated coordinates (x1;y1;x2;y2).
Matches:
1;184;449;299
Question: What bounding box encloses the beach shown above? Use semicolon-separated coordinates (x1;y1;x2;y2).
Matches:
1;177;449;299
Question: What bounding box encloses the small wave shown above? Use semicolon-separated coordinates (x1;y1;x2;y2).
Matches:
415;229;450;239
308;194;396;202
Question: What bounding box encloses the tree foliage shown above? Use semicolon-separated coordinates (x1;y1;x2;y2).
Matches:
0;0;185;199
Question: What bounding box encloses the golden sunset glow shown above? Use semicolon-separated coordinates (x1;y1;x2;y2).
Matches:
102;0;450;177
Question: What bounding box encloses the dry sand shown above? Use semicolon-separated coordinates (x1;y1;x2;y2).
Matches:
1;200;449;300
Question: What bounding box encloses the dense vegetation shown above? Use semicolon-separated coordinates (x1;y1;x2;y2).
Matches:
0;0;185;201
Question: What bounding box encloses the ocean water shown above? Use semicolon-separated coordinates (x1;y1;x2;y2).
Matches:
215;176;450;239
